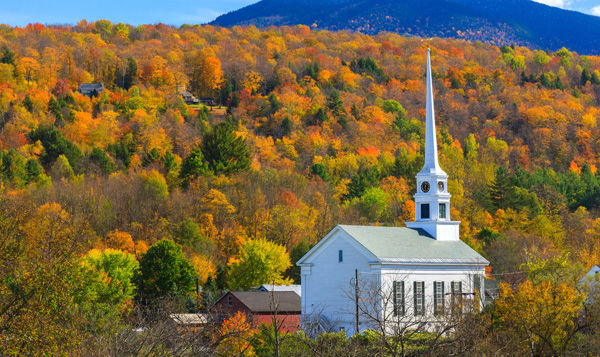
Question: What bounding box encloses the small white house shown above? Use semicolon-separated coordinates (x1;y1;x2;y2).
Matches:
579;265;600;303
297;49;489;335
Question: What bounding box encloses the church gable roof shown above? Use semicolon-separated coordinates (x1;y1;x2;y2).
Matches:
337;225;488;264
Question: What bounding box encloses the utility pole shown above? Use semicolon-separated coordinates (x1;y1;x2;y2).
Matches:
355;269;359;335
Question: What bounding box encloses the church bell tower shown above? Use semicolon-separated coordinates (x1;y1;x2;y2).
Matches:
405;49;460;241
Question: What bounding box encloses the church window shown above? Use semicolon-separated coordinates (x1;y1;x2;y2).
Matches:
439;203;447;219
451;281;463;314
421;204;430;219
414;281;425;315
434;281;445;315
393;281;405;316
338;250;343;262
473;275;483;311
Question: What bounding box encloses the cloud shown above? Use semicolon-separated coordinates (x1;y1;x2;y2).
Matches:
531;0;570;8
592;5;600;16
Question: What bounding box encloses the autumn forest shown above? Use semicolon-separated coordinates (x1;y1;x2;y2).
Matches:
2;21;600;355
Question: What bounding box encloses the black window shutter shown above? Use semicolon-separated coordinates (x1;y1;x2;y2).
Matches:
441;281;445;312
393;281;398;316
400;281;405;315
433;281;438;314
420;282;425;313
413;281;417;315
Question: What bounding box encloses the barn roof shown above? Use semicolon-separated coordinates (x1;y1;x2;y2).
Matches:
229;291;300;313
78;83;104;91
298;225;488;265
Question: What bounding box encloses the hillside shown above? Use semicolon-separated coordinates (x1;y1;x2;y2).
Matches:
212;0;600;54
3;22;600;353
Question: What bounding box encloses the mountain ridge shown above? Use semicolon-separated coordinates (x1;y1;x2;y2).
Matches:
211;0;600;54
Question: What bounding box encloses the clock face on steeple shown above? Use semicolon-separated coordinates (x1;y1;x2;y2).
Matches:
421;181;430;193
438;181;444;192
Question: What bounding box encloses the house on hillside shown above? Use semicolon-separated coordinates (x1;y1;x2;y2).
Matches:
78;83;104;96
179;90;199;105
579;265;600;303
198;97;216;106
212;291;301;332
297;49;489;336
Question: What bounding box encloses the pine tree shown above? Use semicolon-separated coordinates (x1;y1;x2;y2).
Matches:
201;121;250;175
489;166;511;211
327;90;344;117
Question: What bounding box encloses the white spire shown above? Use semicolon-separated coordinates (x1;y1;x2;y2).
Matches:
420;48;446;176
405;48;459;240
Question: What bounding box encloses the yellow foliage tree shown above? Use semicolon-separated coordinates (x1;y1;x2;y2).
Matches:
495;280;584;356
242;71;263;93
190;48;224;98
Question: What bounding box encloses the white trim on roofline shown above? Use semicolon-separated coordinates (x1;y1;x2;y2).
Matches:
376;257;489;265
296;225;378;266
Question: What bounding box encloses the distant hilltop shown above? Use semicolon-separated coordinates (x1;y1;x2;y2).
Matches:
212;0;600;54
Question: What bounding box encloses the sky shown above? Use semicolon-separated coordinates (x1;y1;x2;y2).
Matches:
0;0;258;26
0;0;598;27
532;0;600;16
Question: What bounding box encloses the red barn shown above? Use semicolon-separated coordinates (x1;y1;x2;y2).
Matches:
212;291;301;333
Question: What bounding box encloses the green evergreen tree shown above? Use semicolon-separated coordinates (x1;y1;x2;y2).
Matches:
281;117;292;137
581;68;592;85
201;121;250;175
0;45;15;65
25;158;43;183
219;79;233;106
344;167;379;200
489;166;512;211
310;163;330;181
28;126;82;170
179;147;209;187
89;147;116;174
327;90;344;117
123;57;137;89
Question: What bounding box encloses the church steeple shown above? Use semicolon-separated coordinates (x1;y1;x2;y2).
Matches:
405;48;460;241
421;48;446;176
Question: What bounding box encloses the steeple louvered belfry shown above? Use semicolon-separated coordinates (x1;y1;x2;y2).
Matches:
405;49;460;241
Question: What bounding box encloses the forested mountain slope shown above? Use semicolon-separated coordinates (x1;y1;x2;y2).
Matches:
1;22;600;353
212;0;600;54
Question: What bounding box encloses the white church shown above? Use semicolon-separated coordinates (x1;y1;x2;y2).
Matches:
297;49;489;335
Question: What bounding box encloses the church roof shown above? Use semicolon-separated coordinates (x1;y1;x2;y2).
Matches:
337;225;488;264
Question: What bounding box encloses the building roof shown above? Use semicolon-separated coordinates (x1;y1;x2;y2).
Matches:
579;265;600;285
169;313;209;325
78;83;104;91
339;225;488;263
229;291;300;313
258;284;301;296
298;225;488;265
